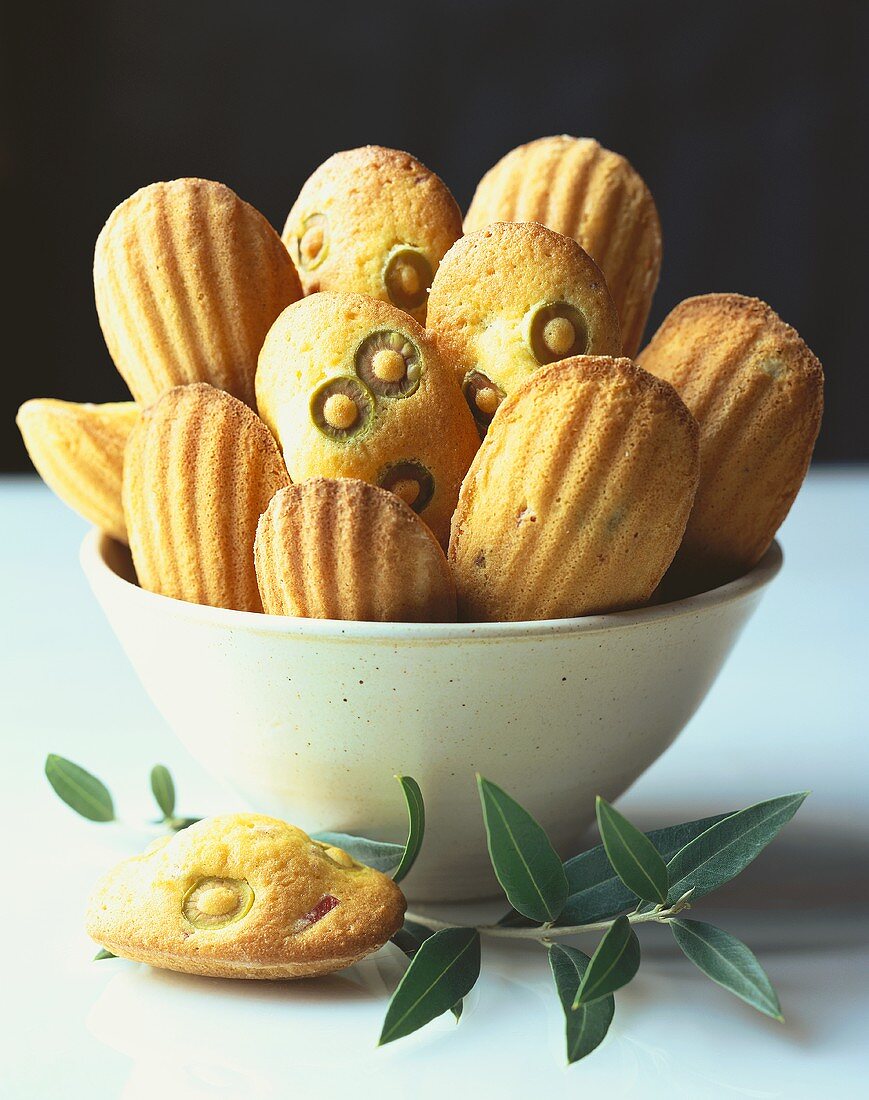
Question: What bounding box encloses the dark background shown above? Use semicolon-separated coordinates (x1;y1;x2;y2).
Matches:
3;0;867;469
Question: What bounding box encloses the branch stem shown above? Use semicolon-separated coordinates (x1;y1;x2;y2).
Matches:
404;903;690;940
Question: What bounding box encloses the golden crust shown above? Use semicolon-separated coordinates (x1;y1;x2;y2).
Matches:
449;356;700;621
282;146;462;322
464;136;661;357
638;293;824;590
94;178;302;407
122;383;290;611
86;814;406;980
256;292;479;547
255;479;457;622
426;221;621;415
16;399;139;542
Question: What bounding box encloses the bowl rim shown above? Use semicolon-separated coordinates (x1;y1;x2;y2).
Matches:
81;529;783;642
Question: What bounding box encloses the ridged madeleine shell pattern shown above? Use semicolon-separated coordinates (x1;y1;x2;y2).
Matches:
464;136;662;358
255;479;456;622
449;357;700;622
638;293;824;590
95;178;302;407
123;383;290;611
16;399;139;542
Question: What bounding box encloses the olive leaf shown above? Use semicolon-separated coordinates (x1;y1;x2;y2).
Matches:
312;831;404;874
671;919;783;1021
169;816;201;832
150;764;175;819
595;796;668;904
573;916;641;1008
549;944;614;1063
665;793;809;904
379;927;480;1045
477;775;568;923
392;775;425;884
93;948;116;961
501;811;733;927
391;921;463;1020
45;754;114;822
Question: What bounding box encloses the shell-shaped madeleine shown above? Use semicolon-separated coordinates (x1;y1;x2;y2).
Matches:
94;178;302;407
255;479;456;622
426;222;621;432
123;383;290;611
449;357;700;621
256;292;479;547
282;146;462;323
16;399;139;542
464;136;661;357
638;293;824;590
86;813;406;979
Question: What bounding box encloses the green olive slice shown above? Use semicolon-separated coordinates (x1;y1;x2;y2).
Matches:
462;370;505;433
310;377;374;442
525;302;589;364
378;460;435;514
355;330;422;398
295;213;328;271
383;247;432;313
182;876;254;929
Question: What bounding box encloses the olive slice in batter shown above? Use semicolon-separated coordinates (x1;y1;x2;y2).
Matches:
462;370;505;432
378;460;435;514
525;302;589;364
295;213;329;271
383;247;433;313
182;876;254;929
355;330;422;398
310;377;374;442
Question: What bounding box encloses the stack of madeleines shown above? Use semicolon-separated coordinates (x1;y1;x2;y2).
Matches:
18;138;824;623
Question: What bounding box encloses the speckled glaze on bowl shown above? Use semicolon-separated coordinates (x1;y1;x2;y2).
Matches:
81;532;781;901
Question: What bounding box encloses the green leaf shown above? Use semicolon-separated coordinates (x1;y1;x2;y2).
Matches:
573;916;641;1007
671;919;783;1021
150;764;175;819
392;775;425;884
93;948;116;961
379;927;480;1045
595;796;668;904
312;831;404;874
549;944;614;1063
169;816;201;832
45;755;114;822
501;812;733;928
477;775;568;922
665;793;808;904
391;922;463;1021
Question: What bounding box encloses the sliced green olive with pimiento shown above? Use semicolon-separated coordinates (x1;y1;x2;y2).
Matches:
295;213;329;271
383;247;432;313
462;370;505;433
310;377;374;442
355;330;422;398
182;876;254;929
525;302;589;364
378;461;435;514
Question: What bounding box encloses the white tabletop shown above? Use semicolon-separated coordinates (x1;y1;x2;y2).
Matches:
1;470;866;1099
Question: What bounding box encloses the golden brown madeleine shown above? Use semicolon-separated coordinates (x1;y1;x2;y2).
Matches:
282;146;462;323
94;178;302;407
449;357;699;621
256;292;479;547
16;399;139;542
123;383;290;611
464;136;661;357
638;293;824;590
86;814;406;979
255;479;456;622
426;222;621;432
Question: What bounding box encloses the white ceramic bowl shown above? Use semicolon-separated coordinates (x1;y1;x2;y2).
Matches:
81;532;781;901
